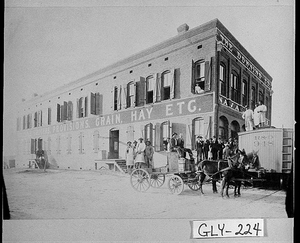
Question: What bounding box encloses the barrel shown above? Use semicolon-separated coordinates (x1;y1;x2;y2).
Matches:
178;158;185;172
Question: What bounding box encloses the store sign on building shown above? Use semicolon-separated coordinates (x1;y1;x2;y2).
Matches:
216;29;272;90
219;95;244;113
30;93;214;136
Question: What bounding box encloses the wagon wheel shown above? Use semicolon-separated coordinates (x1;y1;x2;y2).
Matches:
168;175;184;195
187;181;201;191
150;174;165;188
130;169;150;192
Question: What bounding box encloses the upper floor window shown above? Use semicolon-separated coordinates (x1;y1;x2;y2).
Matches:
48;108;51;125
162;71;172;100
91;92;102;115
251;86;256;110
57;101;73;122
194;61;205;91
259;89;264;104
230;72;239;103
242;80;248;107
146;76;155;104
127;82;135;108
77;97;88;118
219;64;226;96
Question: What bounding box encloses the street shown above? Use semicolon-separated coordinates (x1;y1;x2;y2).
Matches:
3;168;288;220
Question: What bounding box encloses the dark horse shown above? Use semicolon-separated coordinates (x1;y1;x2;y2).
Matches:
220;149;252;198
197;160;229;194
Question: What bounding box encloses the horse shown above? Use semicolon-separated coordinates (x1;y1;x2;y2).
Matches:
220;149;251;198
197;159;229;194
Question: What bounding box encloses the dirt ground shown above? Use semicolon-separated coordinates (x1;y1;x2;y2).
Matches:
3;167;288;220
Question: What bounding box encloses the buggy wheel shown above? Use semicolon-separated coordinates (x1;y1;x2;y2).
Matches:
168;175;184;195
130;169;150;192
150;174;165;188
188;181;201;191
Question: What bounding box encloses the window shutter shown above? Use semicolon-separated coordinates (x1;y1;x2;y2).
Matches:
170;68;175;99
57;104;61;122
84;96;88;117
95;93;101;115
31;139;35;154
91;92;96;115
191;60;195;93
190;119;195;150
122;85;127;109
68;101;73;121
136;77;145;107
126;83;130;108
156;73;161;102
76;99;80;118
140;124;144;140
63;101;68;121
153;74;157;103
48;108;51;125
150;123;153;143
154;123;161;151
204;60;211;91
40;110;43;126
117;85;122;110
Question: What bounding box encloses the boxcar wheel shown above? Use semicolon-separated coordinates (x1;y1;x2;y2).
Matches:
168;175;184;195
130;169;150;192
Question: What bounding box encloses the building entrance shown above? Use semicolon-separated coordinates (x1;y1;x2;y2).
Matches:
109;129;119;159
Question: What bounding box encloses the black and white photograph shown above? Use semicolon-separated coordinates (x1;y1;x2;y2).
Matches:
3;0;294;242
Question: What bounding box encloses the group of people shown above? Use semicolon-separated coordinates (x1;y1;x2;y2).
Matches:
125;138;154;171
242;101;267;131
195;136;238;161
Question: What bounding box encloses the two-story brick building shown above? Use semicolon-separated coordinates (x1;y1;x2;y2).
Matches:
15;18;272;170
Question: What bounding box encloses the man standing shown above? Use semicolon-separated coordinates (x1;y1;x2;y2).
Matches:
210;136;219;160
195;136;204;162
242;105;254;131
217;137;225;160
169;132;178;152
203;137;210;160
253;103;260;129
258;101;267;127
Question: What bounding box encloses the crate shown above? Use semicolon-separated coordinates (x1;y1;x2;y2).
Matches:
178;158;185;172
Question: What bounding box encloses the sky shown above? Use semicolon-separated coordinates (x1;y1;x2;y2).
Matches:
3;0;295;156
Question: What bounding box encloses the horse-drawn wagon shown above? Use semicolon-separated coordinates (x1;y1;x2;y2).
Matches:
130;152;201;195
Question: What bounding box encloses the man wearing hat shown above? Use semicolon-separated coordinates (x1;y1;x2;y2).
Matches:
134;138;146;168
169;132;178;152
195;135;204;162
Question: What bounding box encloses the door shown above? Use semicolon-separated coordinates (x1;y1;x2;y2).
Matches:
109;130;119;159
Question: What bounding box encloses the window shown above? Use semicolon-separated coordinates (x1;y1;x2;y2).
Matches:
259;89;264;104
162;122;170;140
57;101;73;122
27;114;31;129
242;80;248;107
251;86;256;110
128;82;135;108
195;61;205;90
91;92;102;115
77;97;88;118
219;64;226;96
192;118;204;149
146;76;155;104
230;72;239;103
162;71;171;100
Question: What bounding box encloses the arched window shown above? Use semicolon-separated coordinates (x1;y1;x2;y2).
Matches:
146;76;155;104
219;64;226;96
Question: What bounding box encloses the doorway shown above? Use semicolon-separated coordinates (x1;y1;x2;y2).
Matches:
109;129;119;159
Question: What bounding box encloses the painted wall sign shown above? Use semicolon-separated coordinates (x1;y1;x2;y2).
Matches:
219;95;244;113
27;93;214;136
217;29;272;90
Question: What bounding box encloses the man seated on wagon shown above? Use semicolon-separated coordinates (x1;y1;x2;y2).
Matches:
170;132;194;161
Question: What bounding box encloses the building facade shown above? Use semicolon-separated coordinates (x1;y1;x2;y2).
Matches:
15;19;272;169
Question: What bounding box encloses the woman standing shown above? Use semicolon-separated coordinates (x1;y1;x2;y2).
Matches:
134;138;146;169
125;141;134;171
